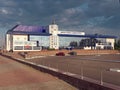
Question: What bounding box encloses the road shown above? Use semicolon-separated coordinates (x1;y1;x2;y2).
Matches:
27;54;120;87
0;55;77;90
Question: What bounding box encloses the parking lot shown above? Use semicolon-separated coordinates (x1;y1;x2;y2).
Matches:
27;54;120;87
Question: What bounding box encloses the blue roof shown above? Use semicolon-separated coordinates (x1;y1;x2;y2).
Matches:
7;25;51;36
58;34;117;38
7;25;117;38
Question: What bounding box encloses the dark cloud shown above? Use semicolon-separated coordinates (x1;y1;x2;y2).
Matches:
0;0;120;37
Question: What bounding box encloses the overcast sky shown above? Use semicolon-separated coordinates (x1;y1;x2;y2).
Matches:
0;0;120;44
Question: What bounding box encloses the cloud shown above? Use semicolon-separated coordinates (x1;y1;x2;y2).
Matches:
0;0;120;38
0;8;9;14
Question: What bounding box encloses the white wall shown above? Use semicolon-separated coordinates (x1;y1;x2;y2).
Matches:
6;34;11;51
12;35;41;51
84;46;91;50
13;35;27;51
58;31;85;35
13;35;28;42
49;24;59;49
106;38;115;49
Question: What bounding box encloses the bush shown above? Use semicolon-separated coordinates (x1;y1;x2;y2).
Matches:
47;48;55;50
68;51;77;56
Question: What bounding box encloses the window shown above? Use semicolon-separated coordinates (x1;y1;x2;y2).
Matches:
14;46;23;50
42;29;46;33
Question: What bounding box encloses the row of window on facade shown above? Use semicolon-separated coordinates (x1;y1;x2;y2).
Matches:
14;46;41;50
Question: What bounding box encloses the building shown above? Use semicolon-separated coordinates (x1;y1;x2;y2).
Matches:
6;23;116;52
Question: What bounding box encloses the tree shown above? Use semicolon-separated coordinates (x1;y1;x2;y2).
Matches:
79;38;99;49
69;41;78;48
114;39;120;50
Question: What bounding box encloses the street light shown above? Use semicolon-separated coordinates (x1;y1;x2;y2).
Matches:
81;60;84;80
100;64;103;85
100;70;103;85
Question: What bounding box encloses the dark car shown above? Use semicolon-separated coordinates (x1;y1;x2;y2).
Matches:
66;46;73;50
68;51;77;56
56;52;65;56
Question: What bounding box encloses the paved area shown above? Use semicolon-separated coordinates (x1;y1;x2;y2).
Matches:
0;55;77;90
26;54;120;87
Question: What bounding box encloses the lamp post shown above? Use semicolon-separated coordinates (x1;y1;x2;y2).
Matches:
100;70;103;85
100;64;103;85
81;60;84;80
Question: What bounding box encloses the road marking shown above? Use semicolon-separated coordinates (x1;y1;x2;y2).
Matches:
109;68;120;72
79;57;120;63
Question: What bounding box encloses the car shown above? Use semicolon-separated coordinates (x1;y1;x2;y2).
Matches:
56;52;65;56
66;46;73;50
68;51;77;56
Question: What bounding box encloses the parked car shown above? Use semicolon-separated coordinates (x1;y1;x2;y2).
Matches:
68;51;77;56
56;52;65;56
66;46;73;50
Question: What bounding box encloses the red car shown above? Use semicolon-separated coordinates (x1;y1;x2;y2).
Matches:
56;52;65;56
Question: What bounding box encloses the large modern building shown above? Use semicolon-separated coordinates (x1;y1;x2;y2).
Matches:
6;23;116;51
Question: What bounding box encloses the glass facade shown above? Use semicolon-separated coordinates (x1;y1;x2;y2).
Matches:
30;35;49;47
30;36;82;48
59;37;81;47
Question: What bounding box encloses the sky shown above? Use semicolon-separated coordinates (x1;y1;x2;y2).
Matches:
0;0;120;46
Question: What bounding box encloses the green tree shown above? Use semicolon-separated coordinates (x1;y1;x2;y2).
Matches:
69;41;78;48
79;38;99;49
114;39;120;50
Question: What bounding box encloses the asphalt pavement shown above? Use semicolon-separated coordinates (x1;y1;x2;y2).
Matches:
27;54;120;87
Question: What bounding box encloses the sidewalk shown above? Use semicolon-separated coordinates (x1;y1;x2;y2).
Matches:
0;55;77;90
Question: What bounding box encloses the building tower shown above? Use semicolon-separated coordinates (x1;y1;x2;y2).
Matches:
49;20;59;49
